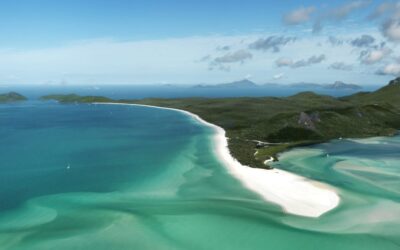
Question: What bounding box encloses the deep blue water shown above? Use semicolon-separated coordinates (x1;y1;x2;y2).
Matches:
0;84;381;100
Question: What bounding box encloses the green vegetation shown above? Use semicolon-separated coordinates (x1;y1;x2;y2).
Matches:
254;141;324;165
341;78;400;108
0;92;27;103
41;94;112;103
40;78;400;169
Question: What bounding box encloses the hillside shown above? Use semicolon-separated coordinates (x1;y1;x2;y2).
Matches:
41;94;112;103
41;78;400;169
342;77;400;108
0;92;27;103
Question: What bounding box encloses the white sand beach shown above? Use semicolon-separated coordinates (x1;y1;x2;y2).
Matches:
95;102;340;218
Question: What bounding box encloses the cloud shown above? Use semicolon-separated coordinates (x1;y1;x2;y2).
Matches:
213;50;253;63
307;54;326;64
0;31;392;85
377;3;400;42
360;47;392;64
313;1;371;33
0;35;262;84
329;1;371;20
327;36;345;46
329;62;354;71
249;36;296;52
208;49;253;71
283;6;316;25
216;45;231;51
312;21;323;34
351;34;375;47
276;54;326;68
376;63;400;75
197;55;211;62
328;34;377;49
275;58;294;67
273;73;285;80
382;18;400;42
367;2;395;20
208;64;231;72
245;74;253;79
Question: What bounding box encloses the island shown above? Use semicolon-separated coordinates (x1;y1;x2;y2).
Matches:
324;81;362;90
0;92;27;103
41;94;112;103
193;79;363;90
290;81;362;90
40;77;400;169
193;79;258;88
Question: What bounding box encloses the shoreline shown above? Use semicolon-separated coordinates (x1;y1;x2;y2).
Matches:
94;102;340;218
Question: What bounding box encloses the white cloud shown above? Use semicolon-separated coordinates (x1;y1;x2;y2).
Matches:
327;36;345;46
214;50;253;63
283;7;316;25
276;54;326;68
273;73;285;80
249;36;297;52
382;19;400;42
329;0;370;20
245;74;253;79
360;48;392;64
368;2;394;20
208;49;253;71
275;58;293;67
378;3;400;42
329;62;353;71
0;30;394;86
313;1;371;33
377;63;400;75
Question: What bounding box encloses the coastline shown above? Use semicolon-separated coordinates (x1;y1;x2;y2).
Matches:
94;102;340;218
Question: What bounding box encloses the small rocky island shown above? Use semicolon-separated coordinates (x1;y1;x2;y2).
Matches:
41;77;400;169
0;92;27;103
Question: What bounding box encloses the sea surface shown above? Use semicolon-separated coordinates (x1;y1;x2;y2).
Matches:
0;84;380;99
0;101;399;249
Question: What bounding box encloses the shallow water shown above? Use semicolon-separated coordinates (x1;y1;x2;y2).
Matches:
0;102;399;249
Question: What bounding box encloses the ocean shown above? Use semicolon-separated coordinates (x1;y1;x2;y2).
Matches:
0;84;380;100
0;101;399;249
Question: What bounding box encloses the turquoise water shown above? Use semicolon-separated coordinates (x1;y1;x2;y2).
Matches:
0;102;399;249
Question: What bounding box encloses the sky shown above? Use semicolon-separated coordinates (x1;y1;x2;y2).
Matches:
1;0;400;86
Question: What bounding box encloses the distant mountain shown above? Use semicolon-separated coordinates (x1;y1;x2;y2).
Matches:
192;79;362;91
289;81;362;90
324;81;362;90
194;79;258;88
